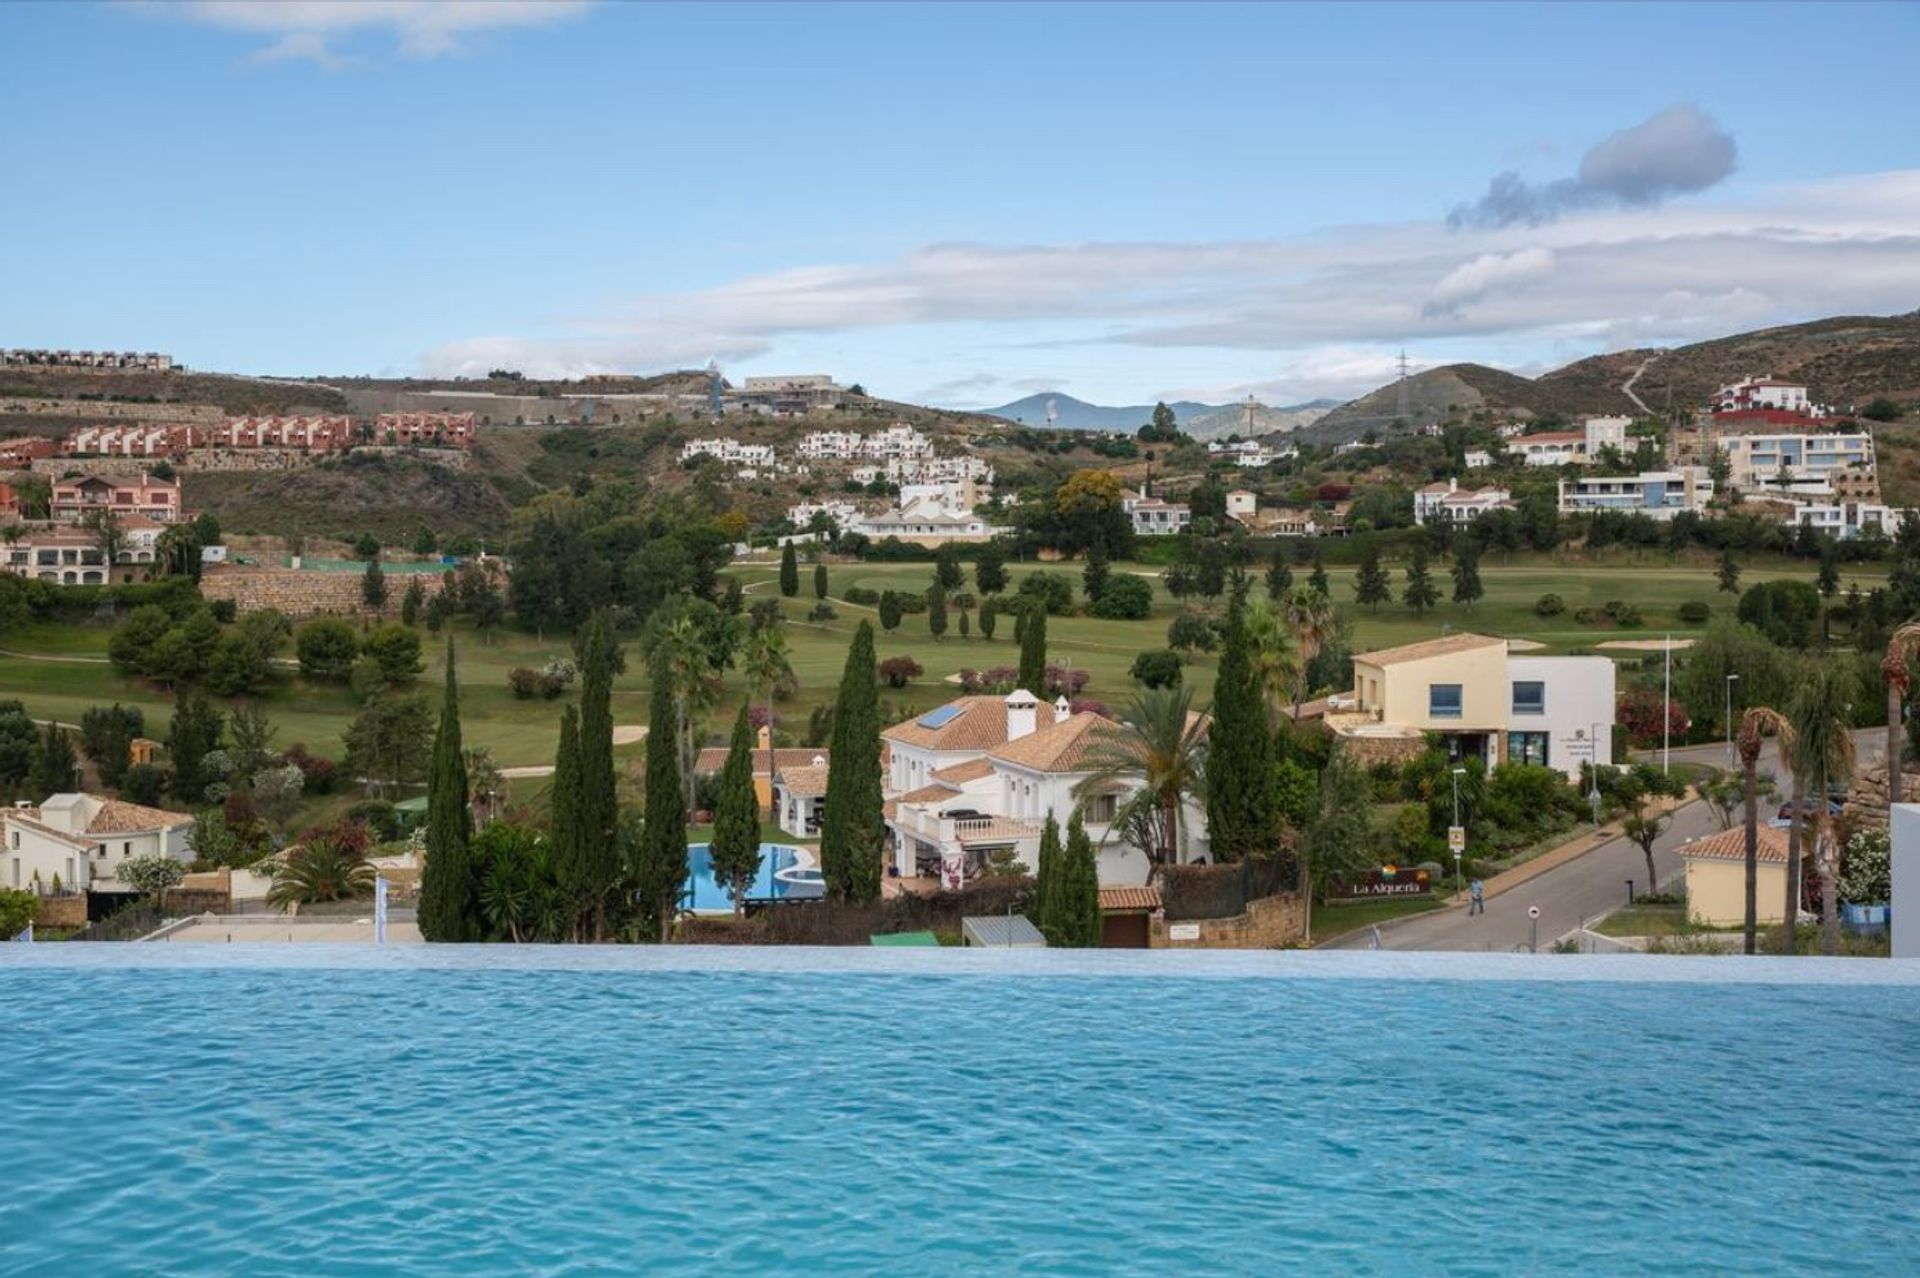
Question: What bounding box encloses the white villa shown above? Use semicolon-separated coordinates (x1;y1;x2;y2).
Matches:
4;794;194;894
882;691;1210;890
1413;478;1513;526
681;437;777;468
1121;487;1192;536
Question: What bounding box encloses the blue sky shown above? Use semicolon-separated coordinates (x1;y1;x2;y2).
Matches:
4;1;1919;406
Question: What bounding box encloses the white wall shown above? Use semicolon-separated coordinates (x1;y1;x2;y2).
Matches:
1507;656;1616;780
1893;804;1920;959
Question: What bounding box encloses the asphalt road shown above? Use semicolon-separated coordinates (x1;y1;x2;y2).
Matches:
1327;729;1884;952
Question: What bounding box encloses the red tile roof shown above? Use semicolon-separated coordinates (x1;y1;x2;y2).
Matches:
1681;825;1791;864
1098;886;1162;912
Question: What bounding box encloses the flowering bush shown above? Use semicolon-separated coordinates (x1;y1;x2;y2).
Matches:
1840;828;1890;905
1617;687;1689;746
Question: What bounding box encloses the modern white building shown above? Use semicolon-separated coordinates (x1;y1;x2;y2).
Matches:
1463;449;1494;470
4;794;194;894
1414;478;1513;526
798;424;931;461
680;437;777;468
1712;376;1813;415
882;692;1209;889
786;499;863;531
1557;467;1714;520
1718;431;1877;500
1509;416;1633;467
1790;501;1910;541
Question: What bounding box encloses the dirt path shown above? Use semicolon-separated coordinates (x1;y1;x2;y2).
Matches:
500;725;646;778
1621;354;1660;417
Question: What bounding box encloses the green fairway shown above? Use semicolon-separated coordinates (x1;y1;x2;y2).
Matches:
0;553;1874;778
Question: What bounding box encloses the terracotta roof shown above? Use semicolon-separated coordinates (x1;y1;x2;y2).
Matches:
1516;431;1584;445
987;712;1125;774
85;798;193;833
775;763;830;798
692;747;824;775
1099;885;1162;912
897;782;957;806
880;696;1013;752
931;758;995;784
1680;825;1791;864
1353;633;1506;667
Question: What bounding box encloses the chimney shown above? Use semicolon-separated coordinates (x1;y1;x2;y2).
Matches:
757;724;770;751
1005;690;1038;741
1053;695;1071;724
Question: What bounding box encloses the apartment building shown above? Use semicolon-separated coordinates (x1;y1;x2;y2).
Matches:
214;416;355;451
1;350;174;372
374;412;477;448
1790;501;1910;541
1414;478;1513;526
681;437;778;468
1712;376;1813;416
50;473;183;524
1331;634;1615;781
1557;467;1713;520
1718;431;1877;500
61;425;196;458
0;437;57;469
728;375;845;416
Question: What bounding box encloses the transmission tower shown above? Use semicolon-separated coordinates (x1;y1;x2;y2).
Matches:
1396;349;1411;422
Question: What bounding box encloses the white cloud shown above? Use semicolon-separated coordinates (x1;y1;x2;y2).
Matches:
418;170;1920;396
165;1;592;65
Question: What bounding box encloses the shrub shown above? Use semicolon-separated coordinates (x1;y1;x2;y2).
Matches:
1616;687;1690;747
296;616;361;683
807;602;838;622
1677;600;1711;624
878;656;924;688
1602;600;1643;628
507;667;544;699
1130;649;1183;688
208;599;237;624
1043;663;1090;698
842;586;880;606
121;762;166;806
1534;593;1565;617
1840;828;1890;904
1167;611;1217;657
119;854;185;896
344;799;401;842
1089;573;1153;620
1016;572;1075;616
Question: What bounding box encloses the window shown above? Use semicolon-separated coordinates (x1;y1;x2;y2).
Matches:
1508;732;1549;768
1083;793;1118;824
1429;684;1463;719
1512;681;1546;715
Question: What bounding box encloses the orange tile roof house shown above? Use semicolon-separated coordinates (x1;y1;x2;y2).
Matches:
1679;825;1792;927
883;690;1212;892
50;473;184;524
5;793;194;895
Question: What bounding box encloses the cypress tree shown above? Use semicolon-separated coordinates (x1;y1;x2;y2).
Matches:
1403;546;1440;614
1265;549;1292;600
813;562;829;601
419;639;475;942
1204;594;1274;863
978;598;998;641
820;620;883;903
1055;813;1102;948
709;704;763;919
575;610;620;938
27;723;76;798
1082;541;1110;602
779;543;799;597
927;583;948;641
637;653;687;940
1354;546;1391;610
1451;542;1484;608
1017;604;1047;695
1032;812;1062;937
1308;554;1330;596
549;703;584;934
361;558;388;615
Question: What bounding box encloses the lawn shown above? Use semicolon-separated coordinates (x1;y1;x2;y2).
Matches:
1310;893;1447;943
0;554;1870;782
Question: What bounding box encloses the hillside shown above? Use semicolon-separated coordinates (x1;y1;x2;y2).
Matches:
1180;399;1334;441
183;453;513;544
1302;310;1920;446
1299;363;1632;444
0;367;346;416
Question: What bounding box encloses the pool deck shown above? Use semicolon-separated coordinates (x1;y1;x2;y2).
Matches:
6;944;1917;985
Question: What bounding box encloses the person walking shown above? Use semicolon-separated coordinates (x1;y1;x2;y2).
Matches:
1468;878;1485;916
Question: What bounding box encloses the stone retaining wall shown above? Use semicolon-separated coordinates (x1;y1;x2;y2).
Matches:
1;399;226;425
1150;892;1306;949
30;895;88;928
199;566;451;618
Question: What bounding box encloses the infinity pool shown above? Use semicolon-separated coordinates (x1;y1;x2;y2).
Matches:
2;950;1916;1276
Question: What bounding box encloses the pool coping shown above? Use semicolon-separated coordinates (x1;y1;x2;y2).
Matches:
5;945;1918;985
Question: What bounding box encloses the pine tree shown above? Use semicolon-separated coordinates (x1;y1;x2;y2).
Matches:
1403;546;1440;614
419;639;475;942
935;544;966;592
1017;604;1048;695
1716;551;1742;594
813;562;829;601
709;704;763;919
1082;541;1110;602
637;652;687;940
1032;812;1061;932
549;703;584;931
1450;543;1484;609
820;620;883;903
779;542;799;597
958;608;971;640
1204;594;1275;862
927;583;948;641
1048;813;1102;947
1308;553;1330;596
400;578;423;627
1354;546;1391;611
1265;550;1292;600
165;695;223;804
574;610;620;938
975;544;1008;595
27;723;76;798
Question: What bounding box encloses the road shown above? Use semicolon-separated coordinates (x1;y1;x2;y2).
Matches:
1329;729;1883;952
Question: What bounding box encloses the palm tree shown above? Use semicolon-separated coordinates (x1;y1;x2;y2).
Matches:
1243;598;1300;731
1071;686;1209;867
1787;658;1857;955
268;834;376;911
1736;707;1794;956
741;624;796;820
1881;621;1920;807
465;746;505;826
1280;587;1336;719
653;613;724;815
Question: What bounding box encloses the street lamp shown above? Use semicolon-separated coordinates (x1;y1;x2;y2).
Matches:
1587;722;1604;829
1450;766;1466;893
1725;672;1741;767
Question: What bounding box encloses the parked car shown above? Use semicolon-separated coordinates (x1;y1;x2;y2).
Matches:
1776;797;1845;821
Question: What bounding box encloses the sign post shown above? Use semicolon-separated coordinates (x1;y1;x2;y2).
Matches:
1448;826;1465;894
1527;904;1541;953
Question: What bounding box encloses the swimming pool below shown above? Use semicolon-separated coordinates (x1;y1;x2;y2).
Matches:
2;951;1916;1275
682;842;823;912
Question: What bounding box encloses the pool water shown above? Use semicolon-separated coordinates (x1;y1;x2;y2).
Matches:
683;842;823;912
1;953;1916;1275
